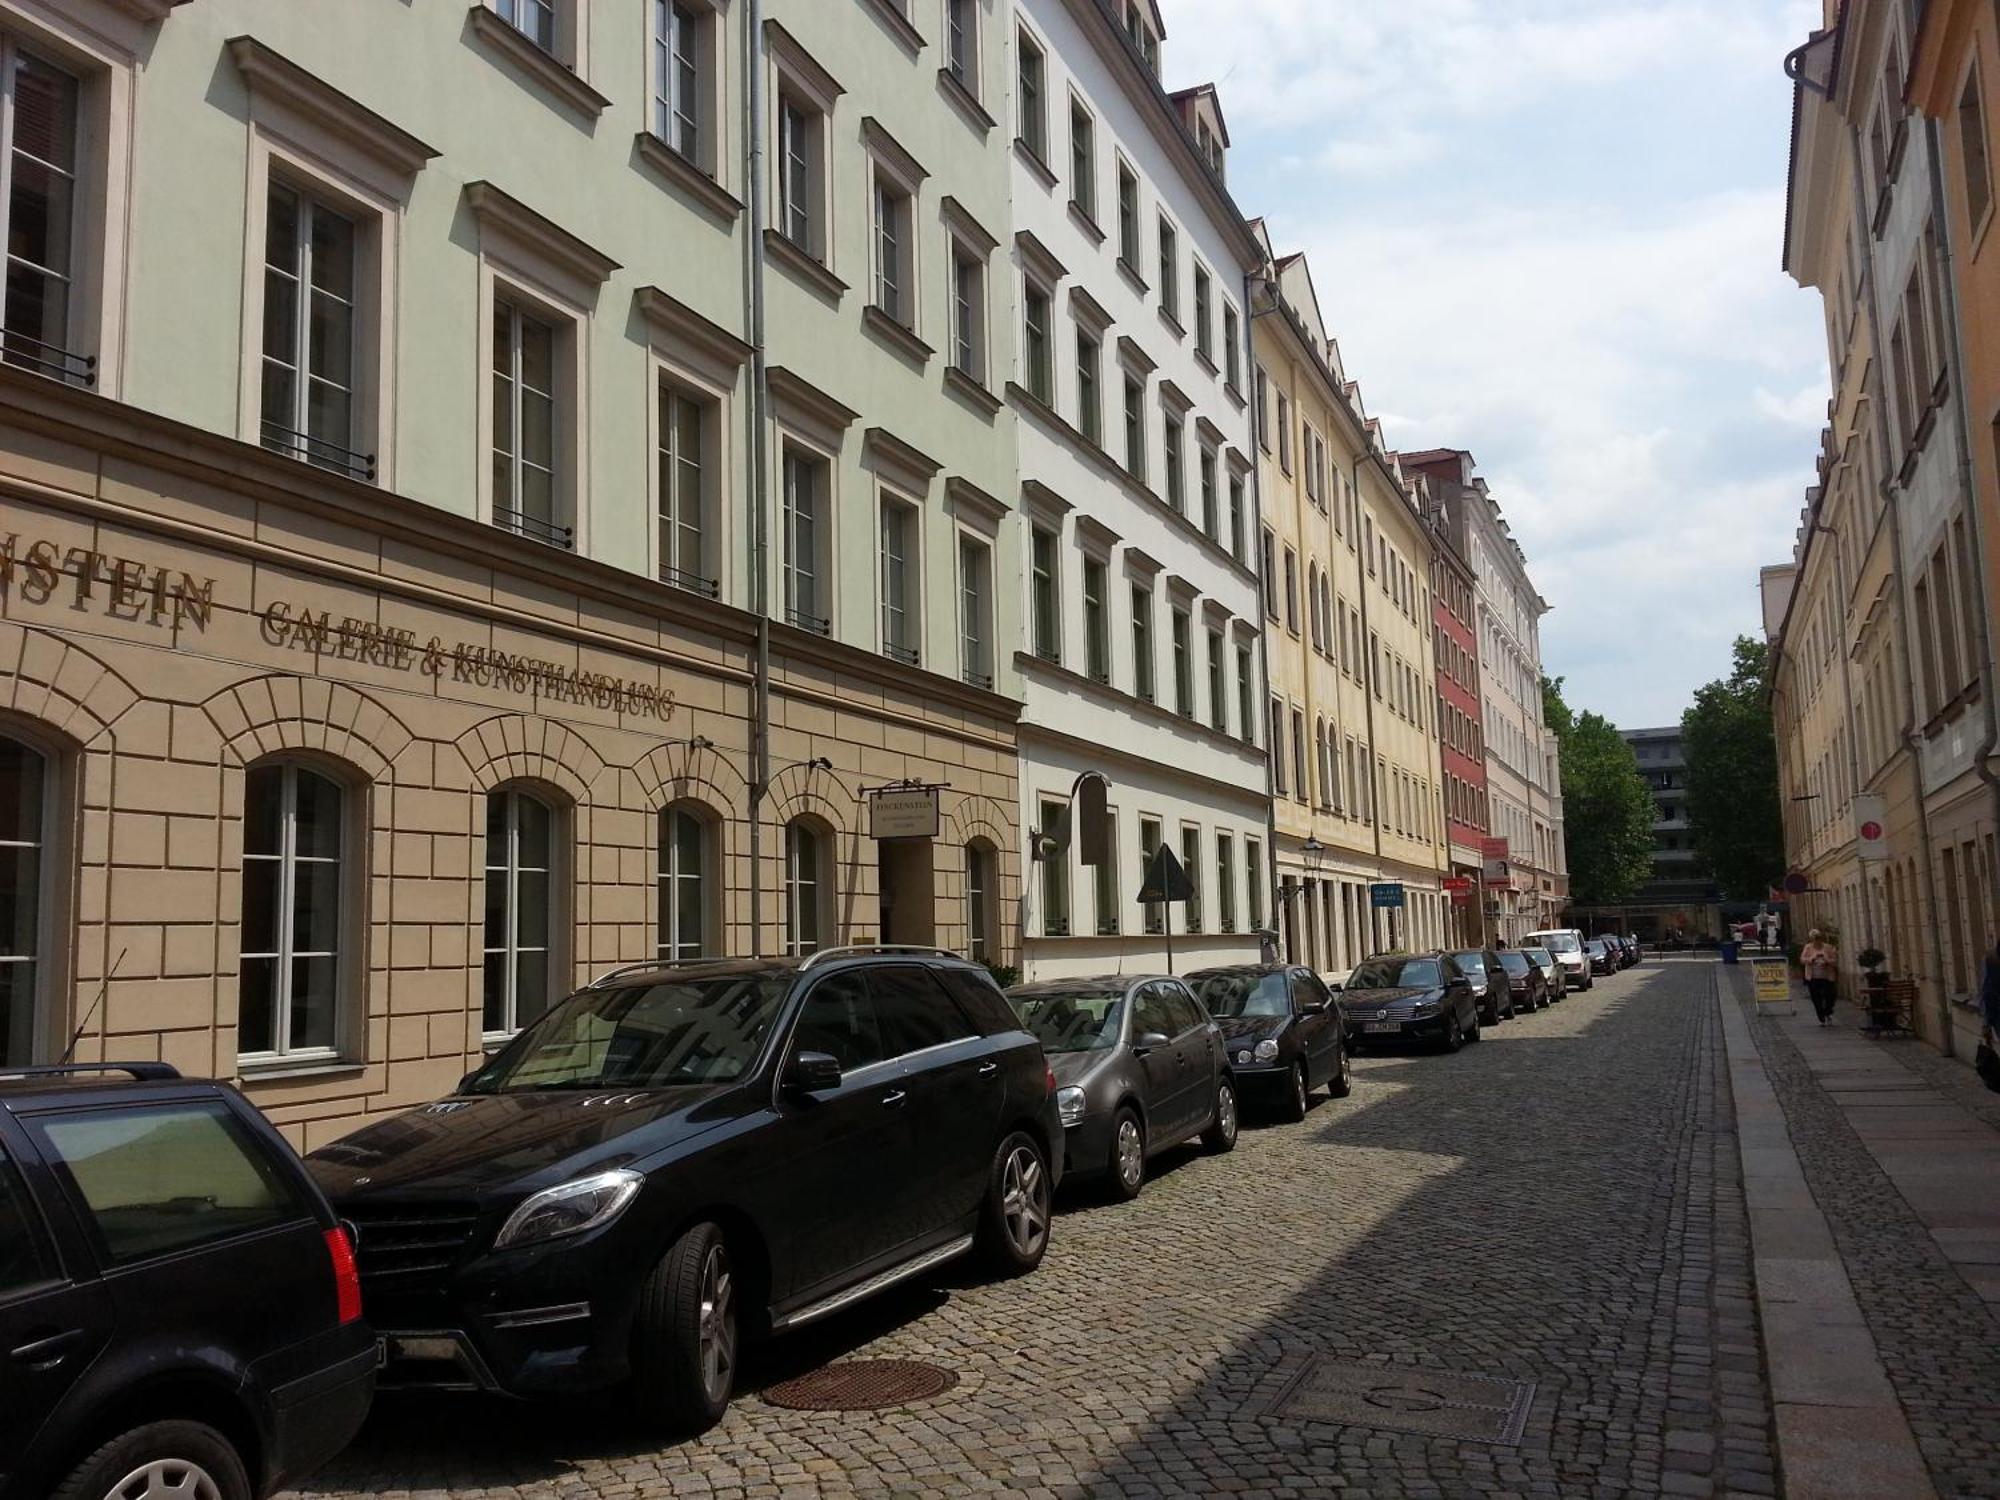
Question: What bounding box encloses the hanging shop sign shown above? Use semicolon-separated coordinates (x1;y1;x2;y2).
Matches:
868;785;941;840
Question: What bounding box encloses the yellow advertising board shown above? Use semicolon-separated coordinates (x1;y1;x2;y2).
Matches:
1751;958;1792;1005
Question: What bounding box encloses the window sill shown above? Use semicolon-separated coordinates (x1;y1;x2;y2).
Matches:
858;0;924;55
634;132;743;223
465;5;609;117
1117;257;1150;298
1193;347;1219;378
1224;380;1246;411
863;304;935;367
1068;199;1106;245
239;1058;368;1085
944;363;1002;417
937;67;996;135
1155;304;1185;341
1014;136;1058;190
765;228;848;304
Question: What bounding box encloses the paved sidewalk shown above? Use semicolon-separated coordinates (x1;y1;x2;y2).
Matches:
1722;963;2000;1500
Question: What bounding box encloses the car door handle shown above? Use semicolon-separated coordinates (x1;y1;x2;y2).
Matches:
879;1089;908;1108
976;1061;999;1076
11;1329;85;1365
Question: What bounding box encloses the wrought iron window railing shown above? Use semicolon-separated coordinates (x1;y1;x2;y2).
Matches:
493;506;574;550
884;641;920;667
962;667;993;691
3;331;94;387
787;607;831;636
260;422;376;482
659;565;720;599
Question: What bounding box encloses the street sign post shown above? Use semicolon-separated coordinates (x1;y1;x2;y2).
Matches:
1137;845;1196;974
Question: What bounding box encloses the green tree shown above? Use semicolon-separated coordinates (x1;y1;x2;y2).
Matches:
1681;636;1785;901
1544;677;1656;904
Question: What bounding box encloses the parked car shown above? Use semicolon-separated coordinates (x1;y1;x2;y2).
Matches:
1009;974;1234;1198
1448;949;1514;1026
1584;937;1617;975
308;947;1063;1433
1340;952;1483;1052
1625;934;1644;964
1526;928;1593;991
1187;964;1351;1121
1492;949;1551;1012
1522;944;1566;1001
1;1062;374;1500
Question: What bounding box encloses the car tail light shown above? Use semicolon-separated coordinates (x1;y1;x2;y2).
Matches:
325;1226;363;1326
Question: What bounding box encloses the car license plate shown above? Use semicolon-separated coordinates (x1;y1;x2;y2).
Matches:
1364;1021;1400;1034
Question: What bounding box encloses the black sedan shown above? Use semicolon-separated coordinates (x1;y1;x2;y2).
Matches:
1009;974;1235;1200
1341;952;1483;1053
1493;949;1550;1011
1585;937;1617;975
1449;949;1514;1026
1522;944;1566;1000
310;950;1062;1432
1188;964;1351;1121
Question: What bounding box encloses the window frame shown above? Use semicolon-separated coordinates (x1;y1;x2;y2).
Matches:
0;730;55;1069
1068;93;1096;222
781;440;833;635
958;530;995;688
783;818;833;955
657;801;715;962
1030;522;1062;662
482;784;562;1041
238;760;353;1066
1016;25;1048;163
878;492;921;665
1038;795;1070;937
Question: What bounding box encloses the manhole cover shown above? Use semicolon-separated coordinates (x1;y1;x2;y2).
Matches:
762;1359;959;1411
1262;1357;1535;1445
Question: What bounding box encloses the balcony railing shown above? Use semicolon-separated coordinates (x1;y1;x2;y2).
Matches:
962;666;993;691
659;564;720;599
787;607;831;636
3;331;94;387
884;641;920;668
260;422;376;483
1043;915;1070;938
493;506;574;550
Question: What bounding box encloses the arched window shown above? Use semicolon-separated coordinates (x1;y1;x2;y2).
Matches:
965;840;997;963
658;802;712;962
485;787;557;1035
240;762;345;1060
0;733;48;1067
783;819;829;955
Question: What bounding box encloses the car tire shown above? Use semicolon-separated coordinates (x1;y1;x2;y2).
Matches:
1107;1108;1147;1200
980;1131;1053;1274
1328;1037;1352;1098
52;1420;251;1500
1440;1013;1465;1053
1465;1008;1482;1043
1202;1080;1239;1153
630;1221;737;1434
1278;1061;1309;1123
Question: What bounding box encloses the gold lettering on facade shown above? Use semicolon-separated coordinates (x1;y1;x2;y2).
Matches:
0;534;214;629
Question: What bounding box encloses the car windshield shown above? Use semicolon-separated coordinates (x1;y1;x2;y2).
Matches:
1193;971;1291;1018
1010;990;1125;1052
465;972;793;1092
1524;947;1554;966
1586;940;1607;954
1533;932;1581;953
1347;957;1443;990
1451;953;1485;976
1497;952;1531;976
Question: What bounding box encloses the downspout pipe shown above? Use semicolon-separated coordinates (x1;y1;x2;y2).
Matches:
744;0;772;957
1244;272;1281;963
1352;451;1387;949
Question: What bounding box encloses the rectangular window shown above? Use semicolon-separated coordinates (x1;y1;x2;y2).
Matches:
496;0;559;52
1229;472;1246;560
1207;626;1227;732
1165;412;1186;513
240;763;344;1060
1124;373;1146;479
872;172;911;326
1245;836;1264;931
1963;69;1993;230
657;382;711;592
1076;328;1102;443
1069;98;1096;218
1039;796;1069;936
1223;305;1241;388
778;95;822;256
1181;826;1203;933
1031;524;1061;661
959;535;993;688
1017;29;1046;160
1283;547;1299;632
1262;529;1278;619
1158;217;1178;320
1095;810;1120;936
1193;264;1212;361
945;0;977;91
1024;281;1053;402
1216;831;1236;933
880;498;917;665
1277;393;1292;471
1290;708;1306;800
1236;644;1254;744
1172;605;1193;716
1117;160;1140;267
1270;698;1287;794
1915;575;1941;715
653;1;703;160
1083;556;1109;682
492;297;565;546
1931;546;1962;700
261;183;363;479
1199;445;1217;535
951;241;985;381
1140;816;1164;935
483;788;555;1035
1255;368;1270;447
1131;582;1155;702
782;446;828;632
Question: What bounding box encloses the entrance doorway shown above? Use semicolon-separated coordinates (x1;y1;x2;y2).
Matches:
877;840;936;944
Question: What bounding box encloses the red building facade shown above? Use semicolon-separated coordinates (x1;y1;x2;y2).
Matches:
1414;471;1489;943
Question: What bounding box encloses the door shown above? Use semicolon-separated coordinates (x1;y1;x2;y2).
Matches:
1290;970;1339;1087
0;1131;112;1487
1157;982;1213;1141
1130;984;1194;1146
870;965;1002;1241
773;970;917;1299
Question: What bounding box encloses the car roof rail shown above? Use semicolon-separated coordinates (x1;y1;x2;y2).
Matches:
0;1061;183;1083
797;944;964;971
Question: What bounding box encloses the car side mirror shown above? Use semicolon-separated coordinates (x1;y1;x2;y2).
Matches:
1133;1031;1171;1054
784;1051;843;1093
1299;1000;1326;1016
1446;975;1472;992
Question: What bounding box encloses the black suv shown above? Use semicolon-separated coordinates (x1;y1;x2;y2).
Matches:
307;947;1063;1432
1;1063;373;1500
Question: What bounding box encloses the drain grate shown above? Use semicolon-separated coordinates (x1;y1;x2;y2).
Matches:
1261;1357;1536;1445
762;1359;959;1412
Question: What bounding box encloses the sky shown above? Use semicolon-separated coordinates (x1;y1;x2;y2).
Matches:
1155;0;1829;732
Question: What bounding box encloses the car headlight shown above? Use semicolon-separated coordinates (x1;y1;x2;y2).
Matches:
1253;1038;1281;1062
494;1168;644;1250
1410;1000;1442;1017
1056;1085;1087;1127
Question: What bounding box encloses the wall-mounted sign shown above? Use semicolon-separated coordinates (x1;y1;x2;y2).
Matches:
1370;882;1405;909
1;533;215;630
1481;836;1510;885
869;786;940;841
1853;794;1887;861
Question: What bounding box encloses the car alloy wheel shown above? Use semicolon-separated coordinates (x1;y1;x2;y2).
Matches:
1331;1038;1352;1098
97;1460;224;1500
1293;1064;1309;1115
1114;1113;1145;1196
1442;1014;1464;1053
1002;1141;1051;1255
696;1241;736;1406
1204;1081;1239;1152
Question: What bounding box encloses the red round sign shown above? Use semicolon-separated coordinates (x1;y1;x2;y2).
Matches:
1860;820;1883;840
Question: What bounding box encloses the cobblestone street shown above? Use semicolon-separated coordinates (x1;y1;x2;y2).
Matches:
294;959;1791;1500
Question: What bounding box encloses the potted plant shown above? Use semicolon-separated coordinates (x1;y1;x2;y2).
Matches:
1858;946;1888;997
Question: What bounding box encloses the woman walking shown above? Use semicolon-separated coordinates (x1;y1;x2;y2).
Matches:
1800;930;1839;1026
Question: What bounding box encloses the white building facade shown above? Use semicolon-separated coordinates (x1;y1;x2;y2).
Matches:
1007;0;1267;977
